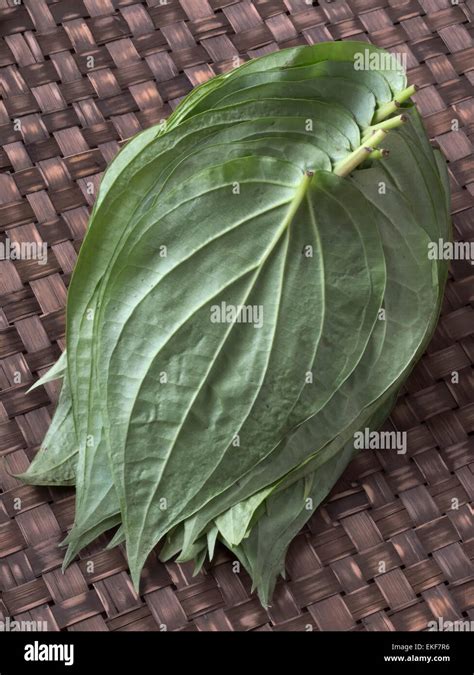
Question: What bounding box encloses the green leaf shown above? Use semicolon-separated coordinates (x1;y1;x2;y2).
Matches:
207;526;218;562
215;485;273;547
27;350;67;392
63;94;363;556
102;165;386;586
20;42;449;609
170;113;445;549
16;378;77;486
62;54;386;572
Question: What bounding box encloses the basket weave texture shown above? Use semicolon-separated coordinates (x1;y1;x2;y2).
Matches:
0;0;473;632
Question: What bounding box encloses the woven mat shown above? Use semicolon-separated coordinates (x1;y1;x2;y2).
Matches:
0;0;473;633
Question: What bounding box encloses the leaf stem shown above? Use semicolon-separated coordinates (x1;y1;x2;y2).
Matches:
395;84;418;105
334;145;373;177
334;129;389;176
361;113;407;144
372;84;417;124
368;148;389;160
366;128;387;149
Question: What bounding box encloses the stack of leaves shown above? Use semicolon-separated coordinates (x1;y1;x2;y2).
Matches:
18;41;450;607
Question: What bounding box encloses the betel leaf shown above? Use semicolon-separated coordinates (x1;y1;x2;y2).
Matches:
214;485;274;548
19;42;450;607
25;60;369;543
65;94;362;523
66;42;401;427
63;106;373;560
165;106;447;557
219;108;452;604
100;163;385;586
25;48;396;499
166;41;406;131
231;165;451;606
27;350;67;392
16;378;76;486
62;43;396;556
21;54;374;502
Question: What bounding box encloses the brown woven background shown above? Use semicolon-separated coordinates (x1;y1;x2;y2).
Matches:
0;0;473;632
